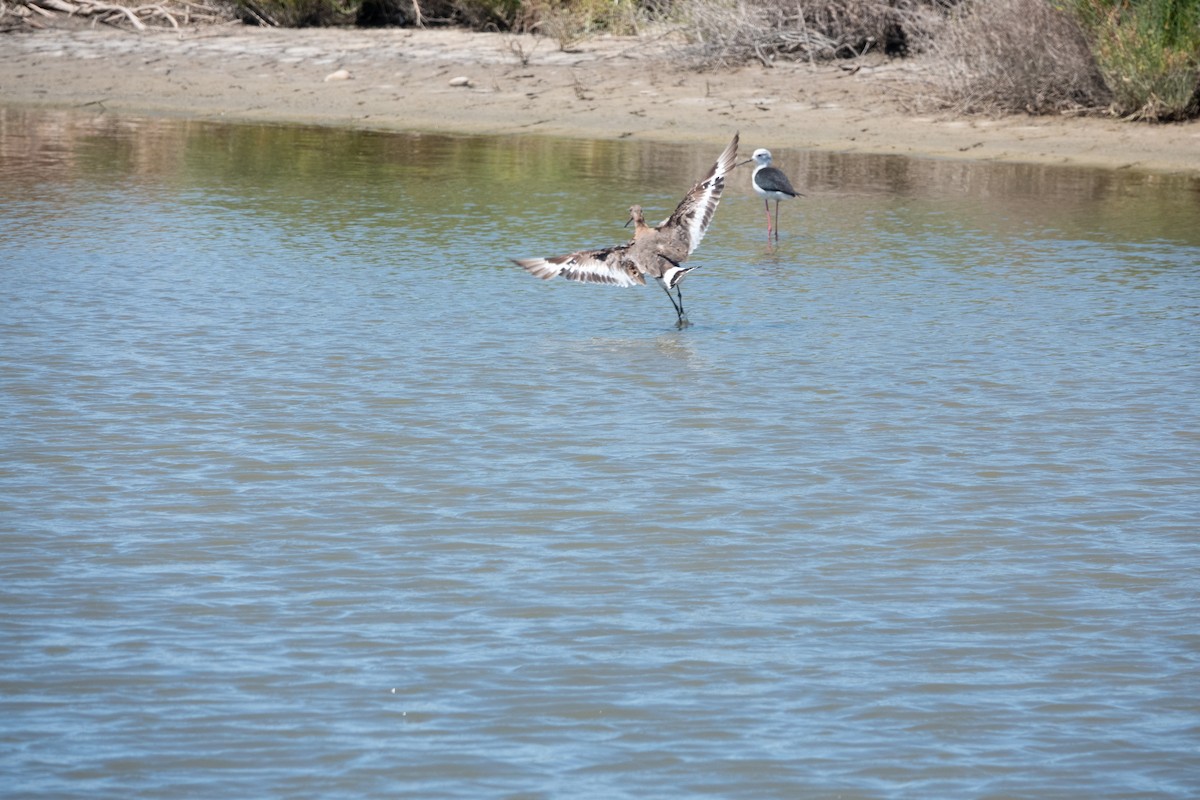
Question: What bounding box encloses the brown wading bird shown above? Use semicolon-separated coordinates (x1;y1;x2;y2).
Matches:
512;132;740;327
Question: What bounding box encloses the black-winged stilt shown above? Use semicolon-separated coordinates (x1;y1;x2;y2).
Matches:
744;148;799;241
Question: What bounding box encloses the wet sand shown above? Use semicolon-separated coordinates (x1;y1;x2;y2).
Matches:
2;25;1197;174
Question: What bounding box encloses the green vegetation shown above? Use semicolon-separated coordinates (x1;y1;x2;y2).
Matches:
228;0;1200;121
1061;0;1200;119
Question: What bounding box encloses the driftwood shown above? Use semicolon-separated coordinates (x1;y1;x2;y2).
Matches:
3;0;235;30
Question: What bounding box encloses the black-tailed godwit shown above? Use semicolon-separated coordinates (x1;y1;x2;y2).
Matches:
513;132;740;327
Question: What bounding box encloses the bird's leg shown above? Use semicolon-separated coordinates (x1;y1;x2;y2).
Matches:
654;257;690;325
773;200;781;240
763;199;773;239
654;271;687;325
671;285;691;329
658;280;684;321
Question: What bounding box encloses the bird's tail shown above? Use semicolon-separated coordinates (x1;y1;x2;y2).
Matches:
662;265;698;290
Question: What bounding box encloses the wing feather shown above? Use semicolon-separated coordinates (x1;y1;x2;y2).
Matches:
512;132;738;294
513;246;645;288
665;132;739;256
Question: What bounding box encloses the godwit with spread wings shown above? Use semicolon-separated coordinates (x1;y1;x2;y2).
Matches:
745;148;800;241
512;132;739;327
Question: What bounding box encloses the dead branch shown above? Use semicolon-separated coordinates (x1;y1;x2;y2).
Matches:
11;0;235;29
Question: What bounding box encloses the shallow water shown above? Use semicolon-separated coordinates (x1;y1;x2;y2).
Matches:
2;108;1198;799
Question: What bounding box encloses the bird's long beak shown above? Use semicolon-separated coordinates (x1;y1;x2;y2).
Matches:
734;158;755;168
624;217;633;228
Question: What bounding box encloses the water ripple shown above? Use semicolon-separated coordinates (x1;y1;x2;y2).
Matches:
2;110;1198;799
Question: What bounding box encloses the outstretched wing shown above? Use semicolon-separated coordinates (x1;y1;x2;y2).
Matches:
513;245;645;288
665;131;739;256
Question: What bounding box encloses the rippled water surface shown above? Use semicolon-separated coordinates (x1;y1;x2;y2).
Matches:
2;108;1198;798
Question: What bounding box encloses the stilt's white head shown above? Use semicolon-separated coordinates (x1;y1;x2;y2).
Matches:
751;149;773;167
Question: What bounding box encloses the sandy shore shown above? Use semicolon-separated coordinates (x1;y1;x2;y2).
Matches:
2;25;1197;174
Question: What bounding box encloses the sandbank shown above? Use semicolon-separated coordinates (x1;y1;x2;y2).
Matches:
2;25;1197;175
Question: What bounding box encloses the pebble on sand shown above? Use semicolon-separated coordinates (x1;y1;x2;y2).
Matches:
323;69;353;82
449;76;473;88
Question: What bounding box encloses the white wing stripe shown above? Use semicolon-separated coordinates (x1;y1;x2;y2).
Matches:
513;253;643;288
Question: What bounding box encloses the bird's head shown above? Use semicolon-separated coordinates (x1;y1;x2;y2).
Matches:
735;149;773;169
624;205;645;228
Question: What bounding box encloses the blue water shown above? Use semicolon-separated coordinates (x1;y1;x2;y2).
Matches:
2;109;1198;798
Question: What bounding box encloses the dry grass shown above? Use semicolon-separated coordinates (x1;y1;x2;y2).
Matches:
3;0;236;29
909;0;1112;115
674;0;952;68
526;0;645;50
